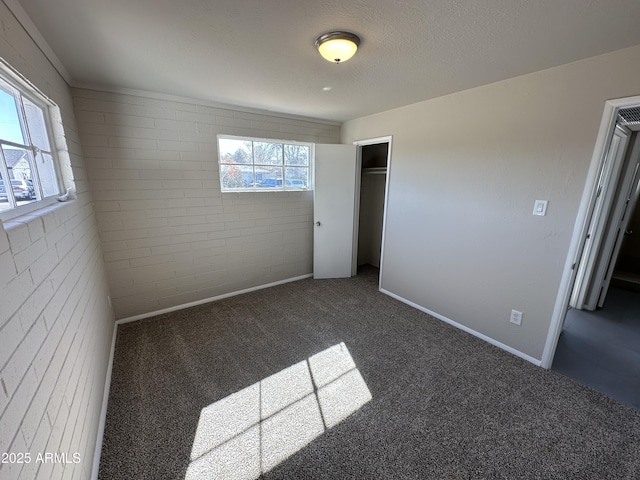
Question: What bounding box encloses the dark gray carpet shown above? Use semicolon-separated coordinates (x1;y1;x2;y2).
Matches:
99;266;640;479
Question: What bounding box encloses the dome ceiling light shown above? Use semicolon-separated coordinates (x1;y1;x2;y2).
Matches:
315;31;361;64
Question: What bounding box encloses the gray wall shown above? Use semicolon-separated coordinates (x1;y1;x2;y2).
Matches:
0;3;114;479
72;88;341;318
357;172;386;267
343;45;640;360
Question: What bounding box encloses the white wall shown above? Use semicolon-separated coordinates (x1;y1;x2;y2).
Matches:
343;45;640;361
72;88;341;319
0;2;114;479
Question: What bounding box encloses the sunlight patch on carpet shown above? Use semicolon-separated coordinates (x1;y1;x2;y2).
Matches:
185;342;371;480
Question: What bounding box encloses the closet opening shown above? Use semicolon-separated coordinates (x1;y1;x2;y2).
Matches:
356;141;389;282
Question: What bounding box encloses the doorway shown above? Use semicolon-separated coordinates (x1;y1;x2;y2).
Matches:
354;137;391;285
569;123;640;311
312;137;391;283
357;143;388;269
543;96;640;370
546;99;640;408
570;108;640;310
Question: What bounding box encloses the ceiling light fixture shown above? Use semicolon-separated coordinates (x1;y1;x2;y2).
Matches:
315;31;360;64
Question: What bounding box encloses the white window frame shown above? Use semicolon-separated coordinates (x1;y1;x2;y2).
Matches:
217;134;314;192
0;59;66;219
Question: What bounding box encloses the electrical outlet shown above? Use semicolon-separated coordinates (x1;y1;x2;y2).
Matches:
510;310;523;326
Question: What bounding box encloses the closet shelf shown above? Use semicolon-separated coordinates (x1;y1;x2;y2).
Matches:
362;167;387;175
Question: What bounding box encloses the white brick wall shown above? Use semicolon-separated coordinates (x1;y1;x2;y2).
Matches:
73;88;341;319
0;3;114;479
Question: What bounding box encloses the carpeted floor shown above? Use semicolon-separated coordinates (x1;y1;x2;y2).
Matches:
99;266;640;479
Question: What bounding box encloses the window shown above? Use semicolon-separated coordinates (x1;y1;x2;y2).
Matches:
218;136;312;192
0;72;61;213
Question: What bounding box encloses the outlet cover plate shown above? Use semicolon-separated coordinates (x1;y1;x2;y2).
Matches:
510;310;523;325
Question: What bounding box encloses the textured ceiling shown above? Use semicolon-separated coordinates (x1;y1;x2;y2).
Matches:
15;0;640;122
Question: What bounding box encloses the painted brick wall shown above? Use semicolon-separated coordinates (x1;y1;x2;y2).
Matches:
73;88;341;319
0;2;114;479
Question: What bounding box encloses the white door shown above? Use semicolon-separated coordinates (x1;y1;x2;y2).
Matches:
313;144;358;279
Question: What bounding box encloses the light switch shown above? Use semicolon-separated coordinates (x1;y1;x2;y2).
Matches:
533;200;548;216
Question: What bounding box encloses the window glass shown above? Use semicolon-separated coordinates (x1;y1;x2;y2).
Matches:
219;138;252;164
253;142;282;166
0;146;36;212
284;144;309;166
0;85;25;144
37;152;59;197
221;164;253;189
23;97;51;151
285;167;309;189
257;167;283;188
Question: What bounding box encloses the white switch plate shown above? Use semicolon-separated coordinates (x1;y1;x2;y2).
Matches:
533;200;548;216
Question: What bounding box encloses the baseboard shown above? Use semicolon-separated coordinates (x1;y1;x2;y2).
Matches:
91;319;118;480
379;288;542;367
116;273;313;324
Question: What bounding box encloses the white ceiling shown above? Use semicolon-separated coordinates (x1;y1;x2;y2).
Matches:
15;0;640;122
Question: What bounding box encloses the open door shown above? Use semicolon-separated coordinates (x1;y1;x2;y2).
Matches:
570;125;631;310
313;144;358;279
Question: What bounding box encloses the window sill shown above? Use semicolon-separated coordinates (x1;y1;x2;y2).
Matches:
0;196;70;224
221;188;313;193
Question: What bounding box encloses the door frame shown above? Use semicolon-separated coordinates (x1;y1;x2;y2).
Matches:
541;95;640;369
353;135;393;289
